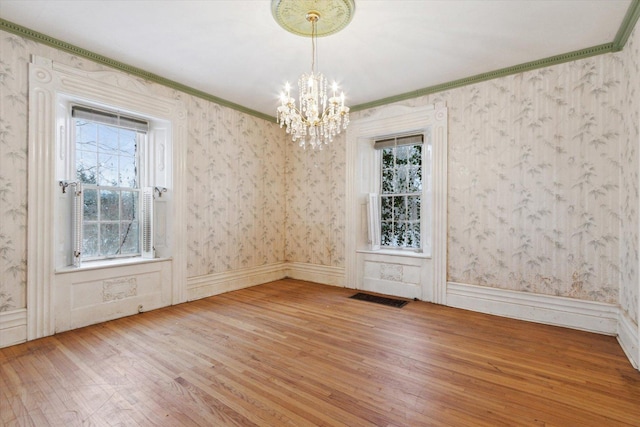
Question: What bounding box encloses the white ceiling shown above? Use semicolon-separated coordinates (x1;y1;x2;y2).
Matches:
0;0;633;117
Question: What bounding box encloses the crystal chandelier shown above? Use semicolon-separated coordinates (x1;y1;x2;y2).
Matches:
273;3;353;150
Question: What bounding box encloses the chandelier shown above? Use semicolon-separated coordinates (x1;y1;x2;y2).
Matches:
272;0;355;150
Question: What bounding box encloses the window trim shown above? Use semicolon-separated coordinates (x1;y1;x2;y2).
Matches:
27;55;188;340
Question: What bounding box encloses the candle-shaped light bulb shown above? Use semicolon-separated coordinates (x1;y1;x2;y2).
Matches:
340;92;345;107
332;82;338;97
284;82;291;97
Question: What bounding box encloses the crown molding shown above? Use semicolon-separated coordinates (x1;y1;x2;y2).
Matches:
3;0;639;120
0;18;274;122
613;0;640;51
351;43;615;112
352;0;640;112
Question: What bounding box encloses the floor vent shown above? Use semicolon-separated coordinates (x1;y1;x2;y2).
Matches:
349;293;409;308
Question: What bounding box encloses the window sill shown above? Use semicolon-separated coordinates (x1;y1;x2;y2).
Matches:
356;249;431;259
55;256;171;274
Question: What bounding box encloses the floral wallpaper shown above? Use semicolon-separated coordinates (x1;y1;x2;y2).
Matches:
186;101;285;277
285;134;345;267
620;22;640;325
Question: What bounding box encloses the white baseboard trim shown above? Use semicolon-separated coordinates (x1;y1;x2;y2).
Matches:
617;310;639;369
187;262;287;301
447;282;618;335
285;262;346;287
0;308;27;348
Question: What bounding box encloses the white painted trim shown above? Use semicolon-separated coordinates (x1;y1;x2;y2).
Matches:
187;263;287;300
0;309;27;348
618;310;639;369
447;281;619;335
27;55;188;340
345;103;448;304
285;262;346;287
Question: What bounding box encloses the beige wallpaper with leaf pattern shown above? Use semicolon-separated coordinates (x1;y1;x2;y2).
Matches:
0;20;638;326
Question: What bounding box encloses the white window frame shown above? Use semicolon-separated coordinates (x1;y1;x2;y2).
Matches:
57;99;163;268
345;103;448;304
27;55;188;340
371;131;432;253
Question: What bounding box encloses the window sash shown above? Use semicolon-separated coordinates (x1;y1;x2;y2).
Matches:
80;184;141;260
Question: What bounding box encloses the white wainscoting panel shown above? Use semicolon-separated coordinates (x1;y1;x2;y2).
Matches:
0;309;27;348
55;260;172;333
447;281;618;335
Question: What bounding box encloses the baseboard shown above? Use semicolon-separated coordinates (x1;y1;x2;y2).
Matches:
617;310;639;369
447;282;618;335
0;308;27;348
285;262;346;287
187;262;287;301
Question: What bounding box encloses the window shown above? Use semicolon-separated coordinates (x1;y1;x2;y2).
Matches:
368;131;431;253
73;106;147;260
377;134;424;249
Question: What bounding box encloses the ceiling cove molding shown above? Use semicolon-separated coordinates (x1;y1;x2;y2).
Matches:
0;18;273;122
613;0;640;51
3;1;639;120
351;43;615;112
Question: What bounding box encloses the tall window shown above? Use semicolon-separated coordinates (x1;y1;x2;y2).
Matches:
376;134;425;249
72;106;148;260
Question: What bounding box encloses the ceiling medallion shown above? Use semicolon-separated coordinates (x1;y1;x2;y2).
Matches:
271;0;356;37
272;0;355;150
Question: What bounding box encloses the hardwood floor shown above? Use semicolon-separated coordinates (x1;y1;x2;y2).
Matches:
2;279;639;426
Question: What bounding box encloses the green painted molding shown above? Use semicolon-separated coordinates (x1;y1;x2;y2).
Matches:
353;0;640;112
2;0;639;120
613;0;640;51
351;43;615;112
0;18;274;122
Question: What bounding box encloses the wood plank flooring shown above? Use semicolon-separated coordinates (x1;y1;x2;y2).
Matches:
2;279;639;426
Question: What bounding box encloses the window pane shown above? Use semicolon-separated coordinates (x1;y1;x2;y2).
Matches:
381;196;393;221
382;168;395;193
407;166;422;192
100;190;120;221
119;129;137;155
100;223;120;256
395;146;409;165
121;191;138;221
75;121;97;151
382;148;395;169
98;153;118;186
396;166;408;193
98;124;119;153
394;221;406;246
119;221;139;255
405;222;420;248
393;196;406;221
381;221;393;246
82;223;99;258
407;196;421;220
76;150;97;184
83;188;98;221
119;155;137;187
409;144;422;165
